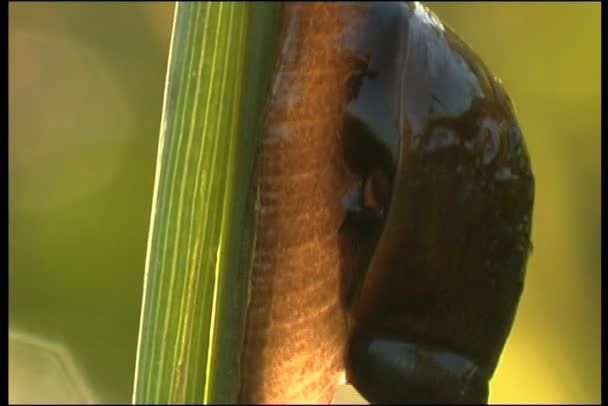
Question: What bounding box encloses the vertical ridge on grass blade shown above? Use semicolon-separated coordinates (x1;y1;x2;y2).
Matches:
133;3;281;404
204;3;282;403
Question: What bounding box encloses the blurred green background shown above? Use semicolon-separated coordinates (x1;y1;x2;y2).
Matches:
8;2;600;404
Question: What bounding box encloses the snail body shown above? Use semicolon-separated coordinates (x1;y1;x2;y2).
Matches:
239;4;361;403
240;3;534;404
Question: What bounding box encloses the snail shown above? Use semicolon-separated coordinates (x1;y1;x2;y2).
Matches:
239;2;534;404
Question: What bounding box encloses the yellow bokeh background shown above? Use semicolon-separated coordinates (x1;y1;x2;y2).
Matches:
9;2;600;403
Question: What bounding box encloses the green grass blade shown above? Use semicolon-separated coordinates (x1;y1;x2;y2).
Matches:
132;2;281;403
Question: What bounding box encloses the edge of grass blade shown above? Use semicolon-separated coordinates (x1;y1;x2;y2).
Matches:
204;3;283;403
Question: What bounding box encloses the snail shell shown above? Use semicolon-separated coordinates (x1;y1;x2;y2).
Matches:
239;2;534;404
